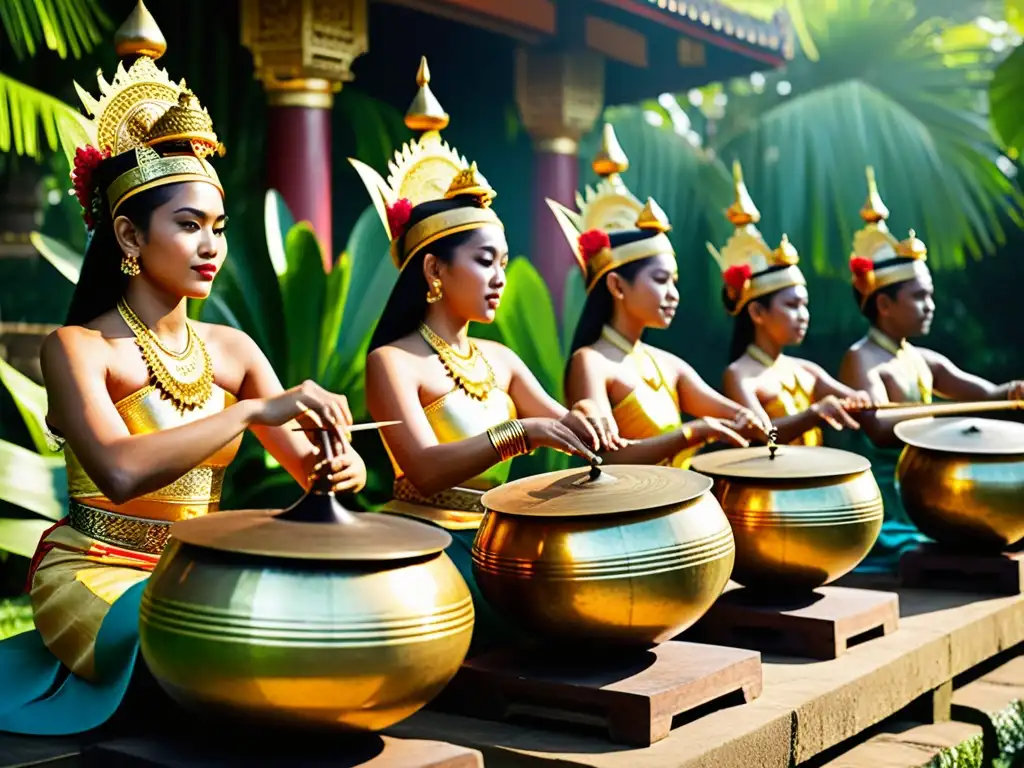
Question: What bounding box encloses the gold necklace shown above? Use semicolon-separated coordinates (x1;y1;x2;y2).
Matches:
746;344;798;394
601;325;661;391
419;323;496;401
117;298;213;412
867;327;931;402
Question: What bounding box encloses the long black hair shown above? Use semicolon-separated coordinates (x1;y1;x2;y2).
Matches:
854;257;914;324
723;265;796;363
65;146;195;327
565;229;663;387
368;196;485;352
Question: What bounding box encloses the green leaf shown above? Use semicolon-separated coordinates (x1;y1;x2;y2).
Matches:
0;439;65;521
0;357;58;457
30;231;81;284
337;204;396;364
318;250;352;380
991;43;1024;158
280;223;327;386
0;73;91;161
493;258;564;397
0;0;110;61
0;518;53;558
561;269;587;360
263;189;295;277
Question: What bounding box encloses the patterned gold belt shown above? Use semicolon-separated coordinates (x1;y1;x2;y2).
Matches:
68;500;172;556
392;477;486;514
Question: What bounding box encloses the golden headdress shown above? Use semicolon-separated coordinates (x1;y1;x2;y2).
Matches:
70;1;224;228
547;123;675;293
348;57;502;271
849;167;930;306
707;161;805;315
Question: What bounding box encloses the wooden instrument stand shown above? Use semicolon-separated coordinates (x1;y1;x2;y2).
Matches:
687;586;900;660
434;639;763;747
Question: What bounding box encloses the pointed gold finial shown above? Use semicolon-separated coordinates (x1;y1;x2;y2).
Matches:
592;123;630;178
860;166;890;224
896;228;927;259
445;161;496;206
114;0;167;60
726;160;760;227
636;197;671;233
405;56;450;133
774;233;799;265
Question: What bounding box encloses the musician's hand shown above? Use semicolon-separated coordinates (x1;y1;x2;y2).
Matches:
692;417;749;448
569;399;627;452
253;380;353;445
731;407;771;443
311;441;366;494
811;395;860;431
841;390;873;410
1008;381;1024;401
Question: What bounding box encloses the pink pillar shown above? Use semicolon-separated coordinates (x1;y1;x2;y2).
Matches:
531;148;580;314
265;93;333;270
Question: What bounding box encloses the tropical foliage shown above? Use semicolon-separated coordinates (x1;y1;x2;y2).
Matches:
1;0;110;60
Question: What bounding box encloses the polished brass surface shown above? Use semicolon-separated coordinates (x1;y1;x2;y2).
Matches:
114;0;167;60
895;417;1024;550
139;537;473;731
691;447;883;591
481;465;712;517
169;506;451;560
473;466;734;645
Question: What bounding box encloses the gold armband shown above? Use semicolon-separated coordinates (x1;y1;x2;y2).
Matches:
681;424;694;443
487;419;530;462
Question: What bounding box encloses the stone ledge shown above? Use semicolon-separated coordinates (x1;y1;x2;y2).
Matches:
819;721;982;768
387;586;1024;768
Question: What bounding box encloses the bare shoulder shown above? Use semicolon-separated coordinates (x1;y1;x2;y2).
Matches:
195;321;259;352
569;344;610;373
366;338;425;379
474;337;518;368
41;324;112;372
648;345;689;373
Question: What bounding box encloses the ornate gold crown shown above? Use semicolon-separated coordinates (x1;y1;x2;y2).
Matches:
72;1;224;220
707;161;804;315
348;57;501;271
849;166;929;305
547;123;675;293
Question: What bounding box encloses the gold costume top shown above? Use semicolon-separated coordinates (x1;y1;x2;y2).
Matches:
382;386;517;530
65;384;242;531
601;327;695;469
867;327;933;403
746;345;822;446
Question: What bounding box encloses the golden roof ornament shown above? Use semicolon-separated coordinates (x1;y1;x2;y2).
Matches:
592;123;630;178
895;228;927;259
113;0;166;60
445;162;495;207
147;90;224;159
405;57;450;133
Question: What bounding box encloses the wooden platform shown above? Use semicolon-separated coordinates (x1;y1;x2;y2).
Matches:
435;640;762;747
387;578;1024;767
901;544;1024;595
685;586;899;660
84;735;482;767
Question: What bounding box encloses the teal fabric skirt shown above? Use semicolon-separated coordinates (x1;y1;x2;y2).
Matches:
0;579;147;736
853;436;928;574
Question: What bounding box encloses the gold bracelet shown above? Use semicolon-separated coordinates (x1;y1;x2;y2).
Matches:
487;419;529;462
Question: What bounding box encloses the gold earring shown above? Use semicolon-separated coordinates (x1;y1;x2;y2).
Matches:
426;278;443;304
121;253;141;277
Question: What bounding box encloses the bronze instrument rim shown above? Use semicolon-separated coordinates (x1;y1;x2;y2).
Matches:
480;465;713;517
690;445;870;480
169;508;453;560
894;416;1024;456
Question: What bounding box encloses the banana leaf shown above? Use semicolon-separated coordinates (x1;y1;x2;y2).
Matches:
0;0;110;60
0;72;90;164
0;440;65;523
279;223;327;387
991;43;1024;157
0;357;56;457
0;518;53;559
31;231;82;284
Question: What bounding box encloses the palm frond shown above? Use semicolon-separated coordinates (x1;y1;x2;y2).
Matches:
0;72;90;163
1;0;111;60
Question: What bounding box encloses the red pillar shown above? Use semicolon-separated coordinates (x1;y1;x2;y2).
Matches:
531;147;580;314
265;81;335;271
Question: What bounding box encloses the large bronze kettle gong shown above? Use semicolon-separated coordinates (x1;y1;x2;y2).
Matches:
471;464;735;646
690;445;883;592
895;416;1024;551
137;432;474;731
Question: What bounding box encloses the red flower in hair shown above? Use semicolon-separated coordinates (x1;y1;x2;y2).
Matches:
578;228;611;264
723;264;752;293
386;198;413;241
71;145;110;230
849;256;874;276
